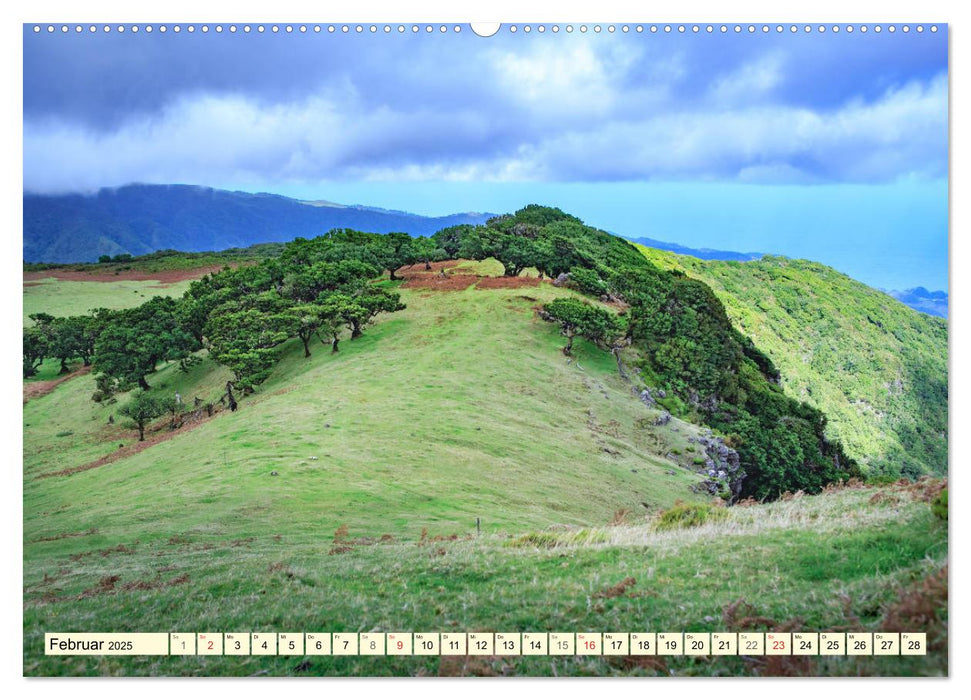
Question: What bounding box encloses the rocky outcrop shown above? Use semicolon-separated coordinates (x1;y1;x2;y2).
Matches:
694;434;745;502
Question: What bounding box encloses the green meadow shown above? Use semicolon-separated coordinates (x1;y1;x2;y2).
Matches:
22;274;948;677
24;277;193;326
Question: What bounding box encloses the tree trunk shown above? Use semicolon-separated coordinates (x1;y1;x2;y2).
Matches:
225;382;238;412
138;376;150;390
351;321;362;339
138;423;145;441
613;346;631;382
332;335;340;353
563;331;575;356
301;334;311;358
389;268;398;281
424;259;432;271
59;358;70;374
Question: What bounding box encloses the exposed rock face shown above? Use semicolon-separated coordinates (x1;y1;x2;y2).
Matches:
638;388;656;407
694;434;745;502
552;272;571;287
653;411;672;426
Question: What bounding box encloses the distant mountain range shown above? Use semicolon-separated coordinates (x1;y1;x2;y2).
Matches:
22;184;947;318
23;184;493;264
886;287;948;319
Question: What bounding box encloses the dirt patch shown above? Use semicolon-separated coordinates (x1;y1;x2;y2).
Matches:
475;276;545;290
396;259;549;292
396;260;459;275
23;365;91;404
24;265;225;285
594;577;637;599
75;572;189;600
78;575;121;599
401;274;478;291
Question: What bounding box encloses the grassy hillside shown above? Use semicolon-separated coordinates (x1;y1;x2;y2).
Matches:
25;282;710;545
24;277;194;326
24;478;947;676
636;247;948;479
22;264;948;677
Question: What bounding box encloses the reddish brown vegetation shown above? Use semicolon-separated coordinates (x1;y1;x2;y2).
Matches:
24;266;224;285
32;528;98;543
609;655;668;674
881;565;948;652
594;577;637;599
69;543;138;562
396;259;548;292
401;274;478;291
722;598;815;676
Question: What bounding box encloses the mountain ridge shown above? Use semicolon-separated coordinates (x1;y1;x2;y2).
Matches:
23;184;495;264
636;245;947;478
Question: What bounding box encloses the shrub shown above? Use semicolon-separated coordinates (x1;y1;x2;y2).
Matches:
655;502;727;531
931;488;947;521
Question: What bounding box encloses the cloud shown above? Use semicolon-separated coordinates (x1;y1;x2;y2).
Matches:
22;33;948;192
708;53;785;106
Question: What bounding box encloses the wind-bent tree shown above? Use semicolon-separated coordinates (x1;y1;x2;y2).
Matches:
383;232;416;280
543;298;625;356
23;326;48;378
29;313;73;374
336;285;406;338
315;294;362;353
287;303;328;358
93;297;199;392
119;391;171;441
281;260;378;303
496;235;542;277
206;306;292;392
411;237;446;270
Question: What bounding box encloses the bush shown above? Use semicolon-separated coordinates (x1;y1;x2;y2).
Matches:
655;502;727;531
931;488;947;521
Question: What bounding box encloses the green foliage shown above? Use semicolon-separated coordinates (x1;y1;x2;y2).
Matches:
118;391;171;441
931;488;947;521
639;247;947;478
543;298;626;356
22;326;48;378
206;307;293;392
411;237;446;269
567;267;609;296
92;297;199;392
24;204;881;501
654;502;728;530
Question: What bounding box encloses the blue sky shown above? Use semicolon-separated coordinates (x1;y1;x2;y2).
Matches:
23;24;948;290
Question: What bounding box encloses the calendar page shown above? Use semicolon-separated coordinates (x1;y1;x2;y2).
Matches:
21;8;949;680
